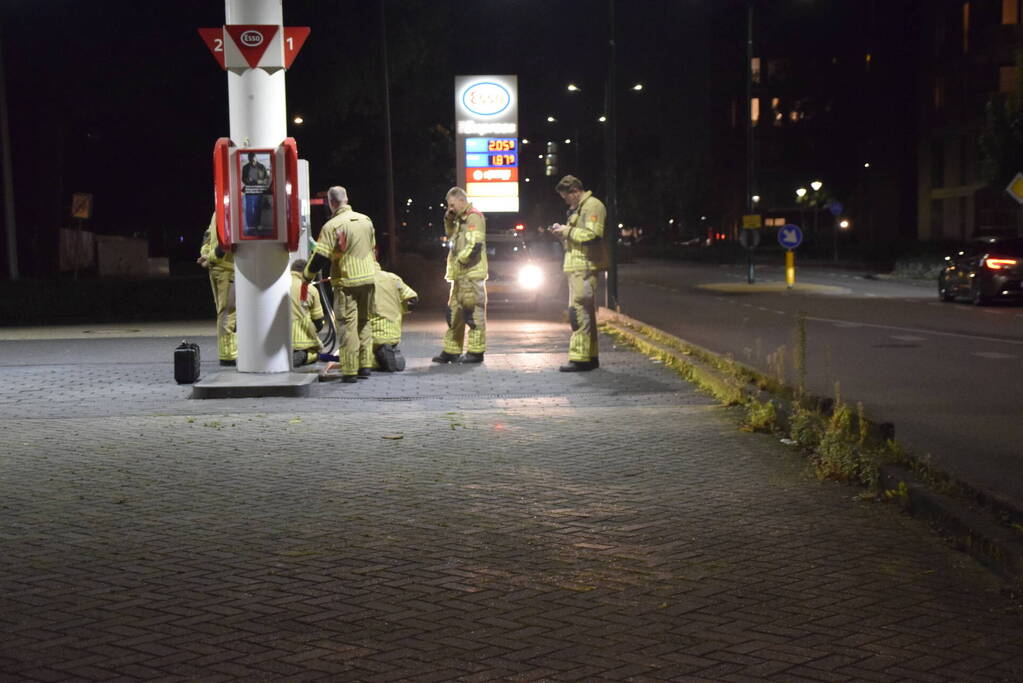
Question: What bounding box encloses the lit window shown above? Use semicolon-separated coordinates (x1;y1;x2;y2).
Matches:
751;98;760;126
751;57;761;85
1000;66;1020;93
1003;0;1019;25
963;2;970;54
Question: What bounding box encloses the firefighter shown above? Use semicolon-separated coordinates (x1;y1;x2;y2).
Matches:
370;264;418;372
432;186;487;364
197;213;236;366
303;186;378;383
550;175;607;372
289;259;325;367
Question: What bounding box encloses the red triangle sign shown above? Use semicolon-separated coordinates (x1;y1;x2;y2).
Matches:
198;28;226;70
283;27;310;70
225;25;279;68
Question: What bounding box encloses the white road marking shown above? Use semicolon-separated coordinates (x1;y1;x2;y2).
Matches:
891;335;926;342
808;315;1023;346
972;352;1018;360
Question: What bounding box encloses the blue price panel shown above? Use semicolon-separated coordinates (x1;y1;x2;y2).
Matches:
466;153;490;168
466;137;517;153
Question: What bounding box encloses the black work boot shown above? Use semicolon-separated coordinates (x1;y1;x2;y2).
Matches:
432;351;459;363
458;352;484;363
341;375;358;383
357;367;372;378
559;359;598;372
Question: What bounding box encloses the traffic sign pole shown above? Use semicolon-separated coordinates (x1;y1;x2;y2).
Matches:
777;223;803;289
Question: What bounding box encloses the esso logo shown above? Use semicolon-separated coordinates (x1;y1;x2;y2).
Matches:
463;82;511;116
472;170;484;181
240;30;264;47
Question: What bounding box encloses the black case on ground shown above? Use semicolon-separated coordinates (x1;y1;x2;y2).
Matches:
174;341;200;384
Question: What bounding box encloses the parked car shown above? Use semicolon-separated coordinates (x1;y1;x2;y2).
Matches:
485;233;549;309
938;236;1023;305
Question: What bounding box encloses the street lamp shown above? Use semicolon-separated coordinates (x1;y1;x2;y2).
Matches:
810;180;822;192
631;83;644;91
546;115;556;123
752;194;761;204
567;83;581;92
795;187;807;199
292;116;304;125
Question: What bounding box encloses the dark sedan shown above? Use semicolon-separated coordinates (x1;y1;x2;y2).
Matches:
938;236;1023;305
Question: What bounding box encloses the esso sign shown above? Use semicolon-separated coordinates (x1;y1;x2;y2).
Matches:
463;82;511;116
240;30;264;47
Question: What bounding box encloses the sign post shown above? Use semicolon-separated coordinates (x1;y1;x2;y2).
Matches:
1005;172;1023;237
778;223;803;288
200;3;309;374
740;213;761;284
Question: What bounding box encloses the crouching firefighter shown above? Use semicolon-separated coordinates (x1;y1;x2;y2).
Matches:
433;186;488;364
370;264;418;371
289;259;325;367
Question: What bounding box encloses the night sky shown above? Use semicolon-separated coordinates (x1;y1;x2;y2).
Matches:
1;0;711;274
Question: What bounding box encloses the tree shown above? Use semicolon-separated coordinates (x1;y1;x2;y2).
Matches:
979;54;1023;188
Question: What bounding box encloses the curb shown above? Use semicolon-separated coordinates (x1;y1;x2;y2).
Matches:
598;306;1023;583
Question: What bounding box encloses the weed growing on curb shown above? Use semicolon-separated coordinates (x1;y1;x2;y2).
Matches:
793;311;807;397
745;399;778;433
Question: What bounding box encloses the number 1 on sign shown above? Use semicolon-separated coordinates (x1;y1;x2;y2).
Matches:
286;36;293;51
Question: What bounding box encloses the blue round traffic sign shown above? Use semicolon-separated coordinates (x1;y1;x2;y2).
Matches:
778;224;803;250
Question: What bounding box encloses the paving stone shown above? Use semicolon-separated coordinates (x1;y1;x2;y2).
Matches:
0;317;1022;681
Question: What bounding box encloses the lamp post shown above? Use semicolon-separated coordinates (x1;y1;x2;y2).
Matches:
810;180;822;258
796;187;807;240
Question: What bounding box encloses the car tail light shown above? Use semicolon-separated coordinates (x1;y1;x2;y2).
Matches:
983;256;1019;270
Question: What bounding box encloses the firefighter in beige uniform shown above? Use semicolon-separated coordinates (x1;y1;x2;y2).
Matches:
303;186;378;383
370;265;418;371
197;214;236;365
432;186;487;364
551;175;607;372
289;259;325;367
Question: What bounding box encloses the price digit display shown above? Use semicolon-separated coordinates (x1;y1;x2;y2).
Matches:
487;139;516;152
488;153;517;166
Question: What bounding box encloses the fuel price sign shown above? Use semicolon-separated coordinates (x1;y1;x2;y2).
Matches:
455;76;519;213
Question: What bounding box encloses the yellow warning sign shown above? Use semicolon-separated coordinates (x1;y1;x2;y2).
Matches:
71;193;93;220
1006;173;1023;205
741;213;762;229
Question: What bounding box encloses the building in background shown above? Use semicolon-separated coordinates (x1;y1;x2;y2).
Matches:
709;1;923;256
918;0;1023;242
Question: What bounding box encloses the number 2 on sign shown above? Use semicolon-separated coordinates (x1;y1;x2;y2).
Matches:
214;38;223;52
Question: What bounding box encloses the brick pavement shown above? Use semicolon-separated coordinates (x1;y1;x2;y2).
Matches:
0;314;1021;681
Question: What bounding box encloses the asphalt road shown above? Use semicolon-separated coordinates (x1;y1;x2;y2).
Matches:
615;258;1023;506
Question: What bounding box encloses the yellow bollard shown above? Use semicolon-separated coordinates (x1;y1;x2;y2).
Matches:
785;249;795;288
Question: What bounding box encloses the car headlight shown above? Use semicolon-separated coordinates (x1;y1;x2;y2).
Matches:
517;264;544;290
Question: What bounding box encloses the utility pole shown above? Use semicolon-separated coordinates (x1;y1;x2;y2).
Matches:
0;28;17;280
380;0;397;268
605;0;619;310
744;0;755;284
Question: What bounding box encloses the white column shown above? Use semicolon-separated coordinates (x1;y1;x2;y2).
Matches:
226;0;290;373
